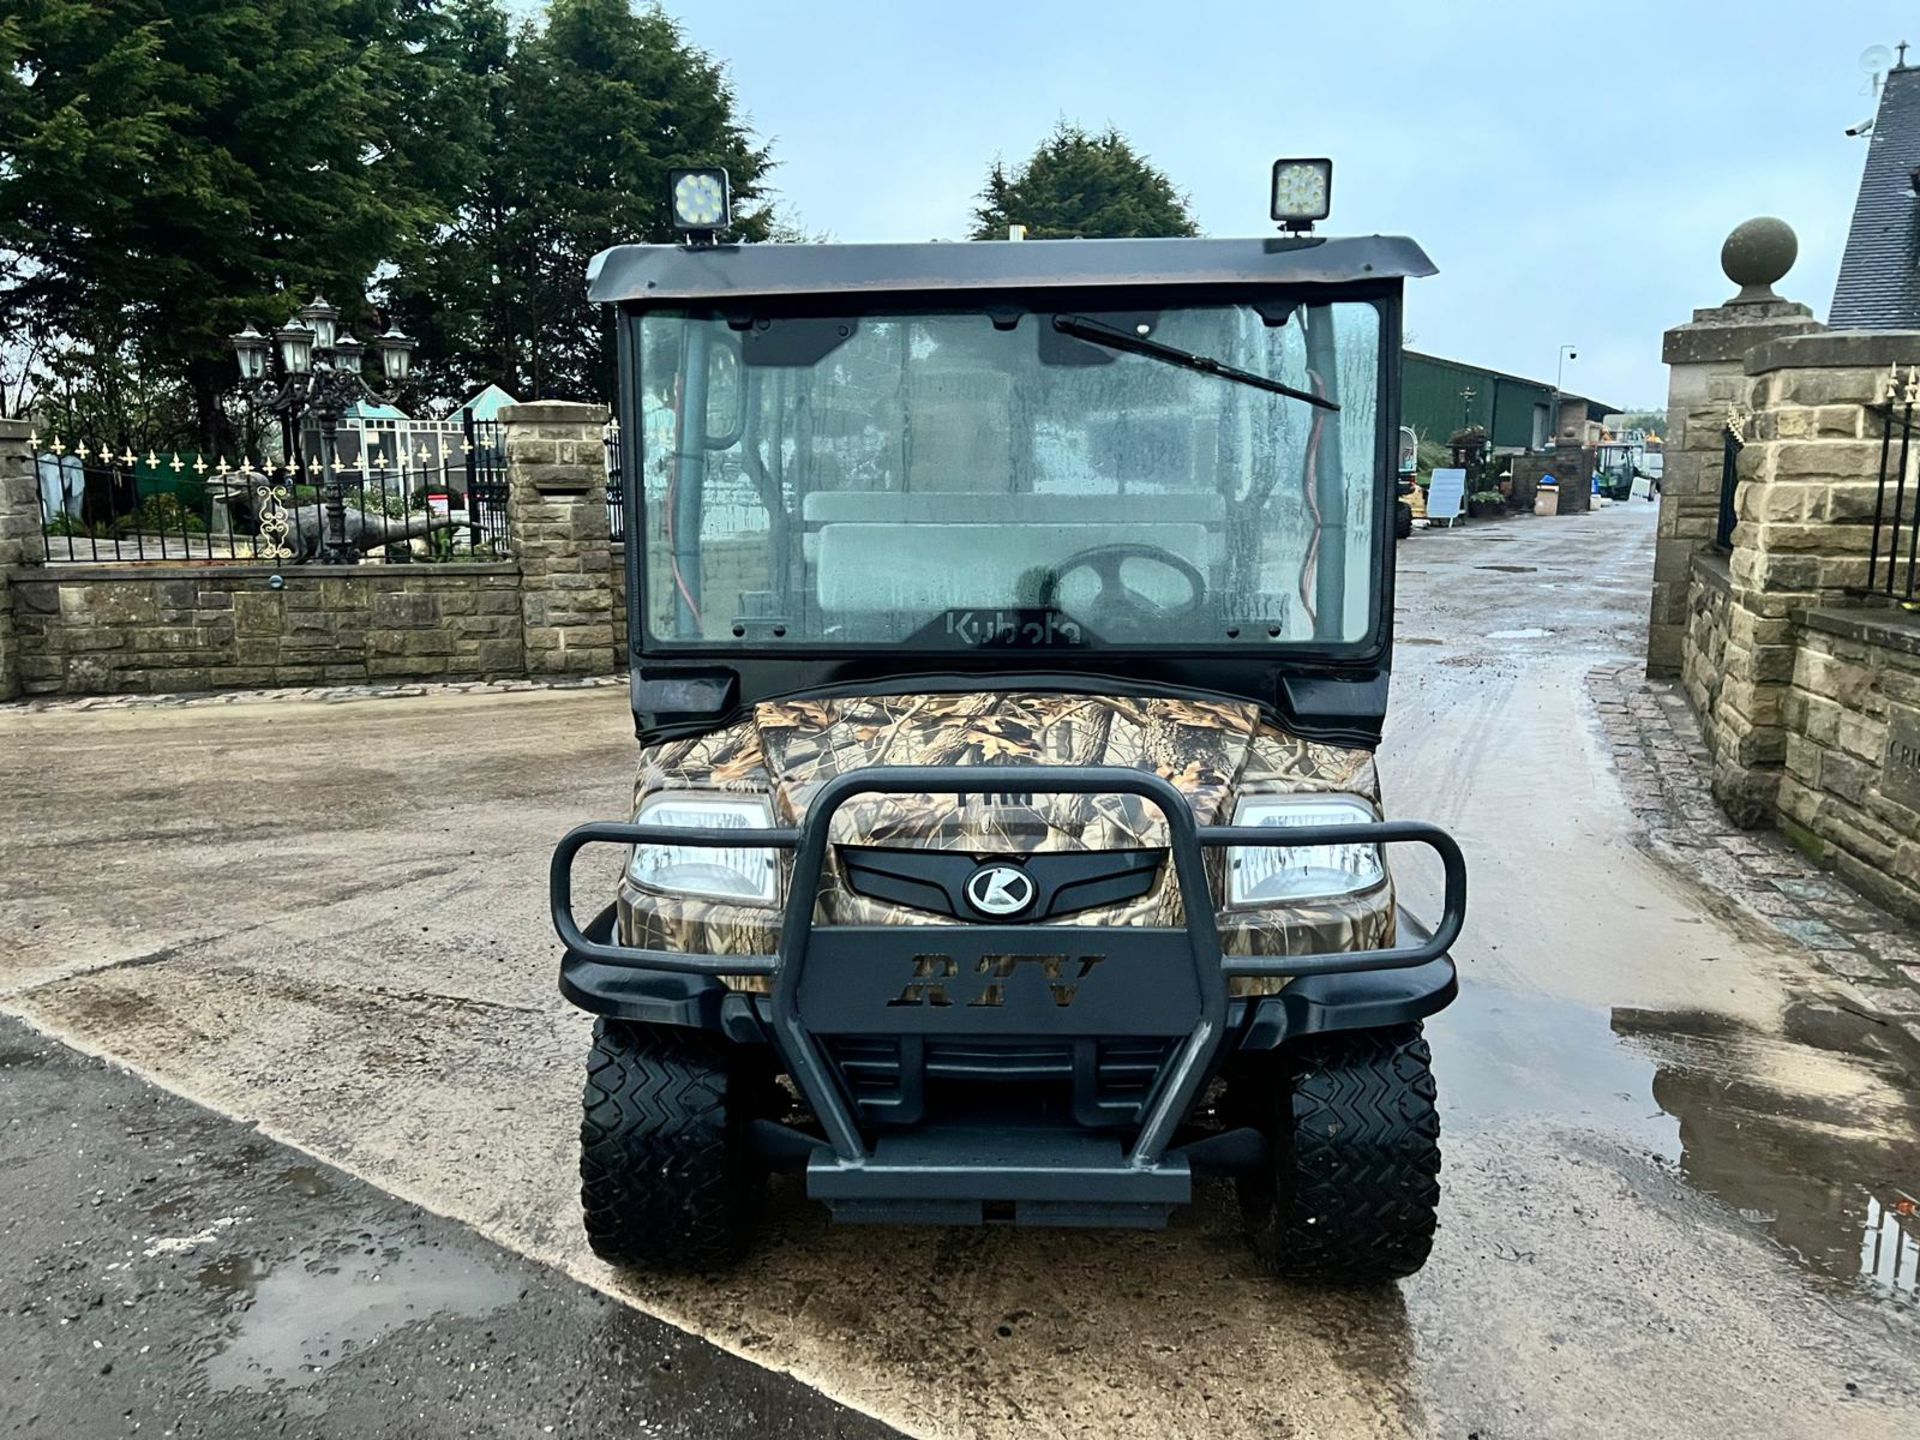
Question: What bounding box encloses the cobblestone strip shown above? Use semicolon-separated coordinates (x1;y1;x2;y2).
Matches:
3;671;626;714
1589;662;1920;1045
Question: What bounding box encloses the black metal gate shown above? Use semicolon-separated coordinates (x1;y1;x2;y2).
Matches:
1714;423;1742;552
1869;395;1919;600
464;414;510;554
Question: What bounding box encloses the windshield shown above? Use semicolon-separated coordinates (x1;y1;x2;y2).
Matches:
636;299;1384;650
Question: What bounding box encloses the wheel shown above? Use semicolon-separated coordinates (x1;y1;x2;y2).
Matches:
579;1019;764;1271
1232;1024;1441;1284
1395;500;1414;540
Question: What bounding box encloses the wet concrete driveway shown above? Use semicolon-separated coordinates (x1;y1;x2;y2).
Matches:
3;501;1918;1437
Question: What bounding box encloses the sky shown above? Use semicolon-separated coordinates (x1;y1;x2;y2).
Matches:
637;0;1913;411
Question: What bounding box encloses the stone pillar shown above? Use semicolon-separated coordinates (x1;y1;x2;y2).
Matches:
0;418;41;701
501;401;617;676
1648;218;1822;677
1553;443;1594;514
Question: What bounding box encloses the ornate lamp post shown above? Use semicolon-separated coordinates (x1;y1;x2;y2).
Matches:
228;295;415;564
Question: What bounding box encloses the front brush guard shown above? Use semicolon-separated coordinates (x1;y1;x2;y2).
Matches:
551;766;1466;1217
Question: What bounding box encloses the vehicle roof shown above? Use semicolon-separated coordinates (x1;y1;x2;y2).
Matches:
586;234;1436;304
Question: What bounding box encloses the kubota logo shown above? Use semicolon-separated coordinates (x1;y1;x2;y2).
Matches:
964;864;1035;917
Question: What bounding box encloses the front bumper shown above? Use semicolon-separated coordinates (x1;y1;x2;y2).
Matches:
551;764;1466;1226
560;901;1458;1052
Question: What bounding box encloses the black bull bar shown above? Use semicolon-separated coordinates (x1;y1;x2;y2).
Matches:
551;766;1466;1222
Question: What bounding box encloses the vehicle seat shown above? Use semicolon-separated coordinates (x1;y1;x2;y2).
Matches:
804;492;1223;616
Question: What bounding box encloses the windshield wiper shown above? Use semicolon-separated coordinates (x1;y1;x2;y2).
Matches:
1051;314;1340;412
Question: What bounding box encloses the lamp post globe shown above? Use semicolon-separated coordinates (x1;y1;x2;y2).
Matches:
274;319;315;377
376;325;416;385
332;332;365;376
298;294;340;353
229;322;270;383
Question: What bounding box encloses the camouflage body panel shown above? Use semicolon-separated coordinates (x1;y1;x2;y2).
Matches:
617;692;1395;997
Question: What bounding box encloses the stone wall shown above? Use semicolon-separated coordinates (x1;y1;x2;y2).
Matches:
1778;607;1920;920
1682;335;1905;824
1666;318;1920;903
1680;552;1732;723
0;403;631;699
10;564;524;694
1501;450;1595;515
0;417;35;700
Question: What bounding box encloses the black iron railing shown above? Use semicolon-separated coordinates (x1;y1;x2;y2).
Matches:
34;417;512;565
1714;423;1743;552
1869;400;1920;600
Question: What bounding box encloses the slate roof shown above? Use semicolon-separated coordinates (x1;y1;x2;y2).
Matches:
1831;64;1920;329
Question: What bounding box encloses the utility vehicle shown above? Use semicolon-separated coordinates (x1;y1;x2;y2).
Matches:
550;162;1467;1284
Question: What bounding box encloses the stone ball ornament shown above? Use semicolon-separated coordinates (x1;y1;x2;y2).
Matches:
1721;217;1798;303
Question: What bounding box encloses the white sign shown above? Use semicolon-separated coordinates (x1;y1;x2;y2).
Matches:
1426;467;1467;524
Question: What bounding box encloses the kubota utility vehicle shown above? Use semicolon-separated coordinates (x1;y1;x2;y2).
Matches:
550;162;1467;1284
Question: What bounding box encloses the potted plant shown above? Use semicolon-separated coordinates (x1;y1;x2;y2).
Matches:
1467;489;1503;519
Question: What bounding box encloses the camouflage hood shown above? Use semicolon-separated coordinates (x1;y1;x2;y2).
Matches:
624;691;1393;991
637;691;1383;847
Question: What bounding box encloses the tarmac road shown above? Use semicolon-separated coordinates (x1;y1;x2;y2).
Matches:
3;500;1919;1438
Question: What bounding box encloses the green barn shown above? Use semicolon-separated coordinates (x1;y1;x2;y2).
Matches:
1401;351;1613;452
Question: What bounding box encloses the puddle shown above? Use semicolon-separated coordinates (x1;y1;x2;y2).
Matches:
1432;981;1920;1305
196;1220;520;1392
278;1165;336;1199
1485;627;1554;640
1432;985;1679;1156
1474;564;1539;574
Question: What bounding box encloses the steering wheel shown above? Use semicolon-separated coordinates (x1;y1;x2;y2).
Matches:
1044;543;1206;635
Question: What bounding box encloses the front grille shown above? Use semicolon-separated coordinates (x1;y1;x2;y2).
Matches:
821;1035;1177;1128
840;845;1163;922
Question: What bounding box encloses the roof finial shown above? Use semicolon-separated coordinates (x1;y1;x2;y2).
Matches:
1900;39;1910;67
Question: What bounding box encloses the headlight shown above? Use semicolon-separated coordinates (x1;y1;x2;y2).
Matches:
1226;793;1384;906
627;793;777;905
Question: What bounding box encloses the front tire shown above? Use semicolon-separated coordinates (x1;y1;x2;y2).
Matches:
1233;1024;1441;1284
580;1019;764;1271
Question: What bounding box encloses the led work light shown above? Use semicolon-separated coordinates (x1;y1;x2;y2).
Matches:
670;167;731;235
1270;158;1333;231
